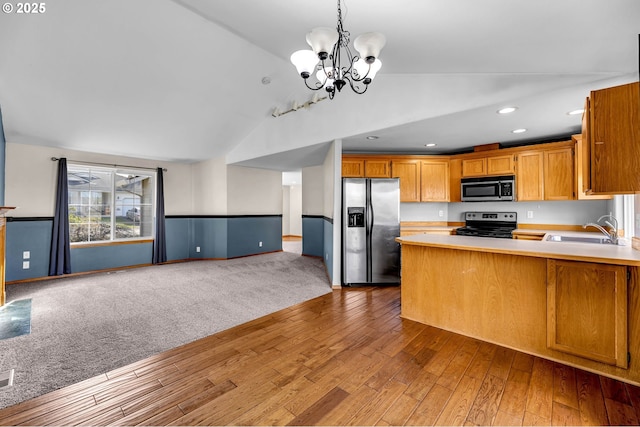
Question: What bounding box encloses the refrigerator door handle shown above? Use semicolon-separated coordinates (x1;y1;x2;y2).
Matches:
366;180;373;282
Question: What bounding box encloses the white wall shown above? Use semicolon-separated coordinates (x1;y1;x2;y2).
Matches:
323;142;336;219
301;165;324;216
636;194;640;238
400;202;449;222
226;165;283;215
289;184;302;235
5;142;192;217
191;156;227;215
282;185;290;235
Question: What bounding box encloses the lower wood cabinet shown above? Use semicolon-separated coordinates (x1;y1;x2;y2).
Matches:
547;259;628;368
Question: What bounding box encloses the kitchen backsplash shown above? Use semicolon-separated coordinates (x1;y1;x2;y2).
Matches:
401;199;611;226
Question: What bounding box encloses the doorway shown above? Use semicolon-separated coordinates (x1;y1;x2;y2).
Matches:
282;171;302;254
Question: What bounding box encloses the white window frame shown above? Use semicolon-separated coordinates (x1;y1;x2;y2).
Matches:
67;164;156;244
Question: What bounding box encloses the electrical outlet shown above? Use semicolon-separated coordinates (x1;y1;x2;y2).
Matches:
259;241;263;247
438;210;444;218
527;211;534;219
23;251;30;259
196;246;200;253
22;261;30;269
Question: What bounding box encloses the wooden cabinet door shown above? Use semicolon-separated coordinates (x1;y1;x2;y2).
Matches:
544;147;574;200
391;160;420;202
573;134;611;200
580;98;592;194
590;82;640;193
487;154;515;175
516;151;544;201
420;160;449;202
461;158;486;177
547;259;628;368
448;158;462;202
342;159;364;177
364;160;391;178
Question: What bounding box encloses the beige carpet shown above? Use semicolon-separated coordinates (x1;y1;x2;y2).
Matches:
0;251;331;409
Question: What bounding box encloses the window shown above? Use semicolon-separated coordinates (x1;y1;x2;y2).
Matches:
67;165;155;243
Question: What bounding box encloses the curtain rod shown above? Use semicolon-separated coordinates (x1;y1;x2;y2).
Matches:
51;157;167;172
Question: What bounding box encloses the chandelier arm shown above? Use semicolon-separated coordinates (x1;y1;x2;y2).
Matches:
303;79;327;91
344;76;368;94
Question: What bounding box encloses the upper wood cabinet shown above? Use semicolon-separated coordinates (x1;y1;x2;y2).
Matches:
515;151;544;201
449;158;462;202
461;158;486;177
388;158;450;202
461;154;515;177
547;259;628;368
585;81;640;194
341;158;391;178
391;160;421;202
573;134;611;200
516;144;574;201
342;159;364;177
420;160;449;202
364;159;391;178
543;147;574;201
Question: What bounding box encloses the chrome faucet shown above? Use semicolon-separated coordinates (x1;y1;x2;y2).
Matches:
583;214;619;244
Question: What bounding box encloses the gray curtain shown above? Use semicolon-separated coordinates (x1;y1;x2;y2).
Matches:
49;157;71;275
152;167;167;264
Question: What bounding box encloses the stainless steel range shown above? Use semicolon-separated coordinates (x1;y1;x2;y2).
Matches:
455;211;517;239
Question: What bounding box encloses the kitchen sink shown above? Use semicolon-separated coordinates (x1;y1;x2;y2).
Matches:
545;234;612;244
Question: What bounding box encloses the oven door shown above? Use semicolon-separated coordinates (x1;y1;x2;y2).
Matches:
461;180;502;201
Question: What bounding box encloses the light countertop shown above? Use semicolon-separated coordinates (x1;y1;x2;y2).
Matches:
396;232;640;266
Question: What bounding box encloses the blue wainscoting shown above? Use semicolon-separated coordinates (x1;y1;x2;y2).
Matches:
71;242;153;273
301;215;334;282
165;217;191;261
227;216;281;258
302;215;324;257
5;218;52;281
5;215;285;282
188;216;228;259
323;217;333;283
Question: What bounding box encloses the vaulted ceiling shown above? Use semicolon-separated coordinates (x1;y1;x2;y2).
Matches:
0;0;638;171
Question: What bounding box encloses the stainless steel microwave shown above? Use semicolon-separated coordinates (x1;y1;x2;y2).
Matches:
461;175;515;202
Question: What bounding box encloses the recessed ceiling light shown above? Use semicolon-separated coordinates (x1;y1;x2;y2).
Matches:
424;143;437;147
497;107;517;114
567;109;584;115
366;136;379;140
511;128;527;134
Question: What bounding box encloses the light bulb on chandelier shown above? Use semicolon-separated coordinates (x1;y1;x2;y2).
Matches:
290;0;386;99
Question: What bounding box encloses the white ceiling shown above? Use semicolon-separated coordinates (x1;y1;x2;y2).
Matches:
0;0;638;171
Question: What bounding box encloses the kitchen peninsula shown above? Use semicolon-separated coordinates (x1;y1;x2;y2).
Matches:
396;233;640;385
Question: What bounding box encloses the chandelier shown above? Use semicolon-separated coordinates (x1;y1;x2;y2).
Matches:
290;0;386;99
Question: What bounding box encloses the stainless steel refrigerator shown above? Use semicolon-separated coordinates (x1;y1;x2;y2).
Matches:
342;178;400;286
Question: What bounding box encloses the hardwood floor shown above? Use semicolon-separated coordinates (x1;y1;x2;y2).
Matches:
1;286;640;425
